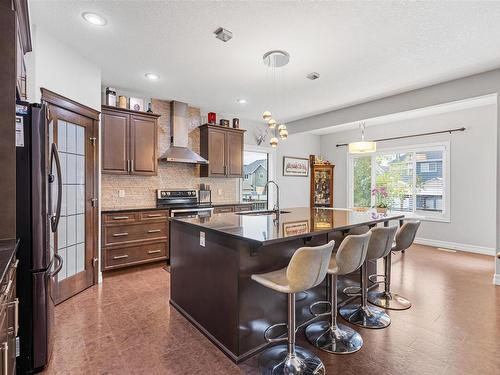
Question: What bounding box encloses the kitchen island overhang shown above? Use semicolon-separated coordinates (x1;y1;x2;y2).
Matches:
169;208;404;363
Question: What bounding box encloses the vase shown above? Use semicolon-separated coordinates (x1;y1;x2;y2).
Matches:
376;207;387;214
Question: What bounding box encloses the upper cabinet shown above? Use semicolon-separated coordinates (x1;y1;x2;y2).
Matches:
101;105;160;176
199;124;245;178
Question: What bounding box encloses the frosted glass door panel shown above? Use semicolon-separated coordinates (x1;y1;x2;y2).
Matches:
57;121;86;280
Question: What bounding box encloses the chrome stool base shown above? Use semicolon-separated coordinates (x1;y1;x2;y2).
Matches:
258;345;325;375
305;321;363;354
339;304;391;329
368;290;411;310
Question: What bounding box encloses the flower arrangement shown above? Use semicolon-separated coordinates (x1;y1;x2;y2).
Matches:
372;186;390;212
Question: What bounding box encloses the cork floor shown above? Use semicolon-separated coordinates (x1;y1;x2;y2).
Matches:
42;244;499;375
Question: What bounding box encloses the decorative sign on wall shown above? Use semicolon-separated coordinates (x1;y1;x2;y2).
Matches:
283;156;309;177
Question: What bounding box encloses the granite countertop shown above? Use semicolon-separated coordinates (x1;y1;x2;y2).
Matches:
170;207;405;245
0;239;19;283
101;202;251;213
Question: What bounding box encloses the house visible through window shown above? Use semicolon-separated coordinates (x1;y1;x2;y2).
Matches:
349;143;449;221
242;151;268;210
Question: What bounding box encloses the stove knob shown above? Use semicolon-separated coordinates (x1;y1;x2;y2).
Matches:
161;192;166;197
166;192;171;196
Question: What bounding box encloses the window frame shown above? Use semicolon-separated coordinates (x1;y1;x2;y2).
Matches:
347;141;450;222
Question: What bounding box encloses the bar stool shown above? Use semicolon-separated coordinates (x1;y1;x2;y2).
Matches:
305;232;371;354
368;220;421;310
251;240;335;375
339;226;397;329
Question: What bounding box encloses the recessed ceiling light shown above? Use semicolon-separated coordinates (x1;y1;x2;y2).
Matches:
82;12;107;26
236;99;247;104
145;73;160;80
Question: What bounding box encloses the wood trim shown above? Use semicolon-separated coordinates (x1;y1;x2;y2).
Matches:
199;123;246;134
12;0;31;52
41;88;100;120
101;104;161;118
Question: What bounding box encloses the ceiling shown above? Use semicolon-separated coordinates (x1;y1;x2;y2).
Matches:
29;1;500;124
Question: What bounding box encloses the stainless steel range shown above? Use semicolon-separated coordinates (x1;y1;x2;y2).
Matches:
157;189;213;218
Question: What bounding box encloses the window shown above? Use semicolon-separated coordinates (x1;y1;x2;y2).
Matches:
349;142;449;221
242;150;269;210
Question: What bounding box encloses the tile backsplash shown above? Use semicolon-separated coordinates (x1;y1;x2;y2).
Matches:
100;99;239;210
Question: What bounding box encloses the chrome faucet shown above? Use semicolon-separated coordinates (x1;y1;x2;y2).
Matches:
264;180;280;215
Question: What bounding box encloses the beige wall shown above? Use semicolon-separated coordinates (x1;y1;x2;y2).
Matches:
101;99;239;210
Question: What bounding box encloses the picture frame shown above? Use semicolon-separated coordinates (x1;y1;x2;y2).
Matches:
129;97;144;112
282;221;310;237
283;156;309;177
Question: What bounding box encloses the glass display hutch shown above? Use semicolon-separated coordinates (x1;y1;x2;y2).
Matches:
310;156;335;208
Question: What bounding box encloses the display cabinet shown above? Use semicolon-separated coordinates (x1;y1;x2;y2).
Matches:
310;157;335;208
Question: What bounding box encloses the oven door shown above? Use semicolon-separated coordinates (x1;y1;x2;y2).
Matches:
170;207;214;219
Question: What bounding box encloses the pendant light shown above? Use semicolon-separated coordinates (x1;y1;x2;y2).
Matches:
348;122;376;154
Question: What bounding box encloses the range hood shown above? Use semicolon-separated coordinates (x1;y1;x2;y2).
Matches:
159;101;208;164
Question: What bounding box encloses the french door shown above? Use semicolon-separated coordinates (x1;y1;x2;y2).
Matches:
43;90;99;304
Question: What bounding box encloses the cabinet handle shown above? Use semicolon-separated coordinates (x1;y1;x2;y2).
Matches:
112;232;129;237
113;255;129;260
14;298;18;337
131;159;134;172
148;250;161;254
147;229;161;234
112;216;129;220
147;214;162;218
1;342;7;375
127;159;131;172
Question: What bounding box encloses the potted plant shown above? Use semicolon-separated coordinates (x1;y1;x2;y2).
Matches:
372;186;390;213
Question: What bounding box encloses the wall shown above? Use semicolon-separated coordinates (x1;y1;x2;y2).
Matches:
26;26;101;110
101;99;239;209
275;133;321;208
321;103;497;253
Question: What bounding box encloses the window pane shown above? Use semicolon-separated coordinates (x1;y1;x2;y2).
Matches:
242;151;268;210
352;157;371;207
416;150;443;213
375;152;414;212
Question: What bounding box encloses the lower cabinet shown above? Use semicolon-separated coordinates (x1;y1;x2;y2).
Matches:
101;210;169;271
213;204;253;214
0;257;18;375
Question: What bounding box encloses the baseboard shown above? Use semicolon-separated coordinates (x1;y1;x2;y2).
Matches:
493;274;500;286
414;237;496;256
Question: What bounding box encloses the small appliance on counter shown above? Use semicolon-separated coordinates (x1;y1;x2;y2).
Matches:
157;189;213;218
198;183;212;206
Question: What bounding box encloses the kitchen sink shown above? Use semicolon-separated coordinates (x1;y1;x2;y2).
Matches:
236;210;291;216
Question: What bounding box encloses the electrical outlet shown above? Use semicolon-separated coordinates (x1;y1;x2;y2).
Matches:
118;190;125;198
200;231;205;247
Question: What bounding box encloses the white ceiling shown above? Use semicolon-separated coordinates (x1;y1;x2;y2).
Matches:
29;1;500;124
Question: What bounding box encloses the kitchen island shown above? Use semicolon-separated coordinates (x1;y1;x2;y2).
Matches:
169;208;404;363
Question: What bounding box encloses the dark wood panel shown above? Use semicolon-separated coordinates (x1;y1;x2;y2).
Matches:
208;128;227;176
139;210;169;221
103;212;139;225
103;242;167;270
130;114;157;175
213;206;234;214
234;204;253;212
101;110;129;174
104;222;167;247
226;131;244;177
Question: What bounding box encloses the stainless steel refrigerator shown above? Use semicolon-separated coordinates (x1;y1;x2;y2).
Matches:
16;101;63;373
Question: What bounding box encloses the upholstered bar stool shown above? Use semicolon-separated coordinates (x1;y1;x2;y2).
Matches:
368;220;421;310
339;226;397;329
305;232;371;354
251;240;335;375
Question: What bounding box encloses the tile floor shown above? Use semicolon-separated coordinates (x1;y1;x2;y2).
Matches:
42;244;499;374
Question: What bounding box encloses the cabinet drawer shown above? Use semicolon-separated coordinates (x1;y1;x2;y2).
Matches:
104;222;167;246
103;212;138;224
234;205;252;212
139;210;168;221
104;242;167;269
214;206;234;214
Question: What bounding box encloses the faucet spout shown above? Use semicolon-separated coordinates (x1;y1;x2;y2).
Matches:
264;180;280;215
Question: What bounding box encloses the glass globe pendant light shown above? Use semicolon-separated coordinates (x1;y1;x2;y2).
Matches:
270;137;278;147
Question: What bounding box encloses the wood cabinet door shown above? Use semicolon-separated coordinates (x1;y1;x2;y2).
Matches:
226;131;244;177
208;128;227;176
130;114;157;175
102;110;129;174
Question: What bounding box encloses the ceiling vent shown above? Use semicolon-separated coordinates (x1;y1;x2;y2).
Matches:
214;27;233;42
307;72;320;80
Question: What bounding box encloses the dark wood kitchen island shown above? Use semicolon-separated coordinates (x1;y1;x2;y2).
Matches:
169;208;404;363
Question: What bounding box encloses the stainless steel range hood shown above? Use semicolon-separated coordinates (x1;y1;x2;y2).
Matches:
158;101;208;164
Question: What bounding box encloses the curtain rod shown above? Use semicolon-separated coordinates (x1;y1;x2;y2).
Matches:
335;127;466;147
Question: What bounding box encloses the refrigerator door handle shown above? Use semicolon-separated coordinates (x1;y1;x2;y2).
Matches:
50;253;63;277
50;143;62;233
